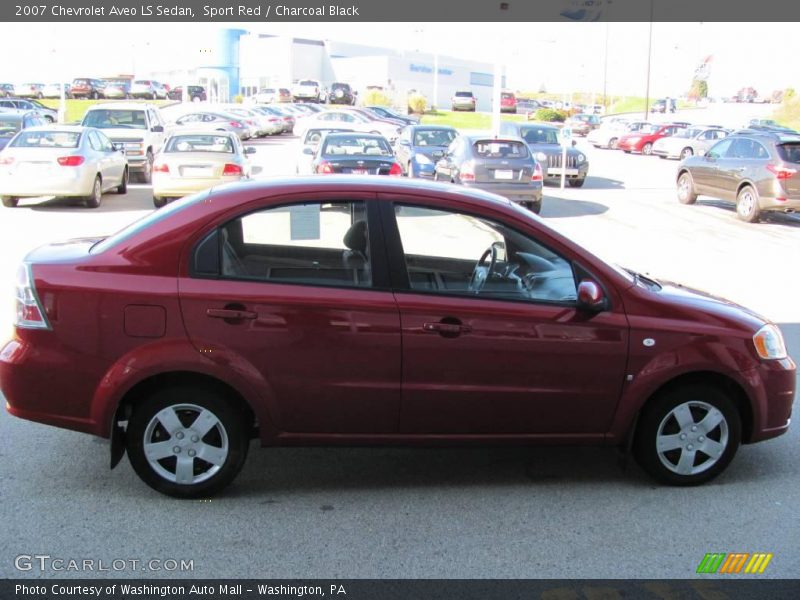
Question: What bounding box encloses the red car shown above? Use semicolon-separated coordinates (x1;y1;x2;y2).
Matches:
617;123;688;155
1;178;794;497
501;92;517;114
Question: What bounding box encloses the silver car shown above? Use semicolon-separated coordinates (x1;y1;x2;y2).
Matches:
652;126;730;160
220;105;282;137
173;111;252;140
0;125;128;208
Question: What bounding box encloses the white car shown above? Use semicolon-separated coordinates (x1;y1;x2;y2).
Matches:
292;79;321;103
151;130;256;208
296;109;404;144
295;127;354;174
0;125;128;208
652;126;730;160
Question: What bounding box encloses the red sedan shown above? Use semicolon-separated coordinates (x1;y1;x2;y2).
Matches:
617;123;688;155
1;178;794;496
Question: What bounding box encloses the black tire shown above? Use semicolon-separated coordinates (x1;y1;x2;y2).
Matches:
151;92;157;100
44;115;54;123
433;171;440;182
138;151;154;184
736;185;761;223
153;196;168;208
642;142;653;155
84;176;102;209
126;386;250;498
568;178;585;188
524;201;542;214
623;150;631;154
677;172;698;205
609;137;619;149
633;384;741;486
2;196;19;208
680;147;694;161
91;91;99;100
37;92;44;99
116;167;128;194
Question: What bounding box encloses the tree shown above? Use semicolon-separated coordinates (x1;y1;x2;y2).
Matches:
688;79;708;102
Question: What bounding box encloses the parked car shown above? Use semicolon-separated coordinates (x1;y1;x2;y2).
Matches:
328;82;356;105
101;79;132;99
434;134;543;211
152;130;255;208
167;85;207;102
15;83;46;99
292;79;322;103
500;92;517;114
0;98;57;123
130;80;168;100
221;105;282;137
252;105;295;134
41;83;71;99
364;105;419;126
588;120;651;149
735;87;757;103
5;176;792;496
500;121;589;187
652;126;729;160
617;123;688;155
172;111;252;141
394;125;458;178
516;98;541;115
297;109;403;144
650;98;677;114
70;78;106;99
0;110;48;151
745;119;796;134
296;127;354;175
451;90;477;112
0;125;128;208
0;83;14;98
676;130;800;222
311;132;401;175
565;114;601;136
338;106;408;129
80;103;166;183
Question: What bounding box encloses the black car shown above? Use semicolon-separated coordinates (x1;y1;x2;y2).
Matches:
167;85;207;102
499;121;589;187
434;134;543;212
312;132;402;175
328;82;355;105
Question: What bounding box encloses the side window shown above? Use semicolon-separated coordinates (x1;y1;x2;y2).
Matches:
728;138;758;159
752;142;770;159
87;131;102;151
708;138;733;158
96;131;114;151
215;201;372;288
393;205;577;304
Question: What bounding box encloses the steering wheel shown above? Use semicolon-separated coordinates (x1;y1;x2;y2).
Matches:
468;243;501;294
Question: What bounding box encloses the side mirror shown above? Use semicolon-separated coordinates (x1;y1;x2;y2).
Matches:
577;280;608;312
112;143;124;152
244;146;256;154
151;125;164;133
303;147;315;155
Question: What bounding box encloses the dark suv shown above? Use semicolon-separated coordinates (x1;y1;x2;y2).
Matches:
328;82;355;105
167;86;207;102
677;130;800;222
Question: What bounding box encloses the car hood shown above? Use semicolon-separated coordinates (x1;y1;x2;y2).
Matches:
648;279;766;333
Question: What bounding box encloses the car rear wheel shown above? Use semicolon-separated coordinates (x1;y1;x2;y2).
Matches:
677;172;698;204
523;201;542;214
84;176;102;209
153;196;168;208
1;196;19;208
736;185;761;222
642;142;653;155
126;386;250;498
568;178;585;188
634;384;741;486
609;137;619;149
116;167;128;194
680;147;694;160
138;151;154;184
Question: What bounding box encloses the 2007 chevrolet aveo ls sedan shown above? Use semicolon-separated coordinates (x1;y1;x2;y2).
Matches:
1;177;795;497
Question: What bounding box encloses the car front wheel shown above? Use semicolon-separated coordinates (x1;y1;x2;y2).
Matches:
680;147;694;160
568;178;585;188
634;385;741;486
139;151;154;184
126;386;250;498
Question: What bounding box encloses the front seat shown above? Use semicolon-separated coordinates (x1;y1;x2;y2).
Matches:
342;220;369;285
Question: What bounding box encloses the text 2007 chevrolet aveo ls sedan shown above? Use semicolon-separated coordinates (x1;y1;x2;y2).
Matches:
1;178;795;497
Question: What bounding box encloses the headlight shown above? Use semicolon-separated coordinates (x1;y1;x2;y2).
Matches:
414;154;432;165
753;324;788;360
535;152;547;161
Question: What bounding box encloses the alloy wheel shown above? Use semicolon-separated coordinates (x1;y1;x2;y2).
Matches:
656;401;729;476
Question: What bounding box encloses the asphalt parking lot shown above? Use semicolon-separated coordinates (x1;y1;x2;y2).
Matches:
0;105;798;579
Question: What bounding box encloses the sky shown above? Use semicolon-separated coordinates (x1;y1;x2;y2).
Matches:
2;21;798;98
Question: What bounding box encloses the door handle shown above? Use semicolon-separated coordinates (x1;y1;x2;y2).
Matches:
207;308;257;320
423;321;472;335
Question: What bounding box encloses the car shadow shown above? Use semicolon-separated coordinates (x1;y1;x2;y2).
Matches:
544;176;625;191
696;199;800;227
541;196;609;218
22;194;151;214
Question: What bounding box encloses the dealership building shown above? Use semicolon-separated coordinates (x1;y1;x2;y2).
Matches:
153;29;503;111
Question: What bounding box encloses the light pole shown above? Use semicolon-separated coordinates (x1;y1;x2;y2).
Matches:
643;0;654;120
602;23;610;111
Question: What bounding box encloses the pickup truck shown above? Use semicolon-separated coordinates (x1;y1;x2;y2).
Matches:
292;79;321;103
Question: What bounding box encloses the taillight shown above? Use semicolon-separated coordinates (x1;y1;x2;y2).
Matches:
532;162;543;182
230;121;243;128
269;118;279;122
152;162;169;173
767;164;796;180
318;161;334;174
57;156;84;167
15;264;50;330
389;162;403;176
222;163;243;176
460;161;475;182
0;156;14;165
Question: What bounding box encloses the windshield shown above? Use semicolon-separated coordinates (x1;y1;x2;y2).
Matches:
83;109;147;130
165;134;234;154
414;129;457;147
322;135;393;156
11;130;81;148
455;92;473;97
0;119;20;137
299;80;317;86
519;127;559;145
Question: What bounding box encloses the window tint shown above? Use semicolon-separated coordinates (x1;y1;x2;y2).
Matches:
83;109;147;130
394;205;577;304
322;135;393;156
519;127;559;144
217;201;371;288
777;143;800;163
0;118;20;137
413;129;457;146
473;140;529;158
727;138;769;159
707;138;733;158
166;134;234;153
11;130;81;148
